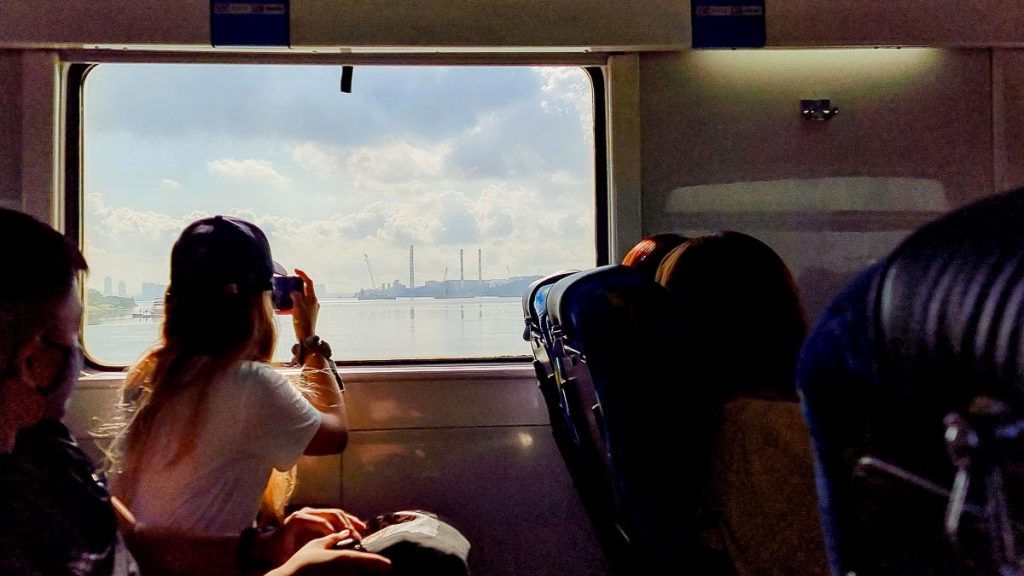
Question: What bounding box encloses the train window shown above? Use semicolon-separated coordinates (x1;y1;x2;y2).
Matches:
78;64;598;366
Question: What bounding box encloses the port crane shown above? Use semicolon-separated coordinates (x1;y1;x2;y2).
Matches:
364;254;380;290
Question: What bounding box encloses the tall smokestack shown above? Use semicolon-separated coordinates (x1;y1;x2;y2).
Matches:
478;249;482;283
409;245;415;288
460;249;465;290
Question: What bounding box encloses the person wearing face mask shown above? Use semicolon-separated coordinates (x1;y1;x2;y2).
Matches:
0;208;112;574
0;208;391;576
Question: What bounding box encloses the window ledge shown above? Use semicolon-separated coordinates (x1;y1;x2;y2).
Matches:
77;360;535;389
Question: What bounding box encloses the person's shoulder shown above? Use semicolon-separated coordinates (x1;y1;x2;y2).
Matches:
232;362;311;421
235;360;285;381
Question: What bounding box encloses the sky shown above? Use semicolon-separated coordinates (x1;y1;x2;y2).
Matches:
83;64;596;296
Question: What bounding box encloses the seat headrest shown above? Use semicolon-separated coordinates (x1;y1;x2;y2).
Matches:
872;187;1024;412
523;270;577;326
546;265;647;342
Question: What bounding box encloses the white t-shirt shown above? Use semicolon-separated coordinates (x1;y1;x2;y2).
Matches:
123;361;321;534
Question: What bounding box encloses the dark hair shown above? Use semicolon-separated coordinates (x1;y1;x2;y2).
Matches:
621;233;687;280
656;231;806;400
0;208;88;375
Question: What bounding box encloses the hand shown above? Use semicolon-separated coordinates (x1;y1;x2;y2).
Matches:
290;269;320;342
262;507;368;566
267;532;390;576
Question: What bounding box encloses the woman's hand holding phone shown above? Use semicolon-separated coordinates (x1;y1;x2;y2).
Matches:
289;269;319;342
272;276;304;312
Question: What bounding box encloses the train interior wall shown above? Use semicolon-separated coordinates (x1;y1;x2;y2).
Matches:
637;48;1024;321
6;4;1024;575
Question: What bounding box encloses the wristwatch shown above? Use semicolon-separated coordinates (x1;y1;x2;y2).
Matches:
291;335;345;391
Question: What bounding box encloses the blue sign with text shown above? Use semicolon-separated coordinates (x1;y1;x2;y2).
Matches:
692;0;766;48
211;0;289;47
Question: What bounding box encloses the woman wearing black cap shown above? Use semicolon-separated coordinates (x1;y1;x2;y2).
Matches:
108;216;351;537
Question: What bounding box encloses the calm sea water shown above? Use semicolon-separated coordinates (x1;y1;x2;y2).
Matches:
84;297;528;366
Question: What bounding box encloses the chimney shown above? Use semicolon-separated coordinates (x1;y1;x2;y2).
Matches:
409;245;415;288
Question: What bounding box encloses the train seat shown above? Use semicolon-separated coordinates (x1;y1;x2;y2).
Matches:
546;264;714;573
522;270;580;447
655;232;827;576
709;398;828;576
523;270;578;384
798;187;1024;576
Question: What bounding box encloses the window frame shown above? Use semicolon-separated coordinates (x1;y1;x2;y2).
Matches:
63;56;609;371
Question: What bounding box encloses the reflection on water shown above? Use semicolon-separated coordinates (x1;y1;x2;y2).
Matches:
85;297;528;366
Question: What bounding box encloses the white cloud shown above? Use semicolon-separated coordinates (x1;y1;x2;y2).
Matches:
85;174;596;296
159;178;183;190
467;113;499;137
290;143;338;179
206;158;289;186
533;67;593;143
348;141;449;182
83;193;200;293
292;140;450;185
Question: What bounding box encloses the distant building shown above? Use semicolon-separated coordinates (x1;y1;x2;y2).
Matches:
103;276;112;296
315;283;327;297
117;281;127;297
139;282;167;301
409;245;415;288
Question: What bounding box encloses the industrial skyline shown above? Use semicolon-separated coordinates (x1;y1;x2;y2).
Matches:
109;244;535;300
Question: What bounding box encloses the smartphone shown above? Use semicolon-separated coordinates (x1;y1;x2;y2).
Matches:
271;275;303;311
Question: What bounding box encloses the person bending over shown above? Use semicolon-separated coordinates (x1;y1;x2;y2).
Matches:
0;207;388;575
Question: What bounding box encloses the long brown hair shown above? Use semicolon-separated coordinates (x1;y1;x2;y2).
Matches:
656;231;806;401
108;285;276;506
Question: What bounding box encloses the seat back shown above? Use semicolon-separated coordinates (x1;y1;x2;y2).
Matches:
547;265;712;573
798;187;1024;576
523;270;578;339
709;398;829;576
522;270;579;438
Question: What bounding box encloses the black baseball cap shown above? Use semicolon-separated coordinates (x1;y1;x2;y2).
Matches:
170;215;286;295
